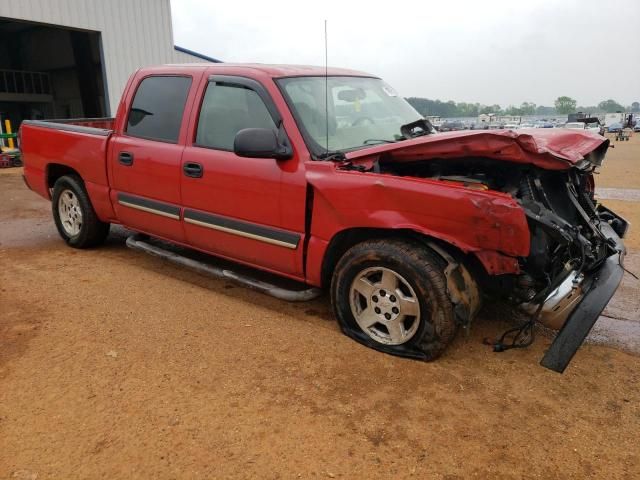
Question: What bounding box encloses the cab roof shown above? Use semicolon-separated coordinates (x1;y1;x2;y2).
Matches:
152;63;374;78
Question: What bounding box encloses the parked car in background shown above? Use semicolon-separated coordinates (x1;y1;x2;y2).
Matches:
438;120;465;132
564;122;603;135
634;123;640;133
607;123;623;133
503;124;519;130
586;123;605;135
535;121;554;128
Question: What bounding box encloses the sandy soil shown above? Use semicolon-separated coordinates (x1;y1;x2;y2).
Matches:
1;136;640;479
595;132;640;189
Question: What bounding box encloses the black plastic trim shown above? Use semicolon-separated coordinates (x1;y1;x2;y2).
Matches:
207;75;283;126
183;209;300;247
540;222;626;373
183;162;203;178
117;193;180;217
118;151;134;166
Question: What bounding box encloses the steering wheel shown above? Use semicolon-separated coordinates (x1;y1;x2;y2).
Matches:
352;116;376;127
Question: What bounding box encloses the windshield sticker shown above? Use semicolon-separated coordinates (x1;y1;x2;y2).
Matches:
382;85;398;97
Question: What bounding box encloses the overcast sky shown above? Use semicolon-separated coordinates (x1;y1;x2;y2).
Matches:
171;0;639;107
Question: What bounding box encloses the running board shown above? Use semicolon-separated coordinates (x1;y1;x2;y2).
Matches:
126;235;322;302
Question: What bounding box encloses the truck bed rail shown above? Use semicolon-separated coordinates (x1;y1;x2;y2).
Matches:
22;118;114;136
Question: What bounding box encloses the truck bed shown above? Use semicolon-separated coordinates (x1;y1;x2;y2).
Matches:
21;118;116;220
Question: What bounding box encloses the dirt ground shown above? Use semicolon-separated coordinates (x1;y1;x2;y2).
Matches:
1;135;640;479
596;132;640;189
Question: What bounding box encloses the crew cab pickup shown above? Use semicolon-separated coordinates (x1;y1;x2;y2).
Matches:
21;64;628;373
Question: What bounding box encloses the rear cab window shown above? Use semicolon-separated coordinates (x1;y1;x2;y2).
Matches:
126;76;192;143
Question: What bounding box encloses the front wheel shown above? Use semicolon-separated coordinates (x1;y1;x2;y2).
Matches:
52;175;110;248
331;239;457;361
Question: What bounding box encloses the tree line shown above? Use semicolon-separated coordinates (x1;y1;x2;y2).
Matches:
406;97;640;118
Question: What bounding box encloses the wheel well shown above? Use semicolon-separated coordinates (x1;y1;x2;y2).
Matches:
320;227;468;288
47;164;81;189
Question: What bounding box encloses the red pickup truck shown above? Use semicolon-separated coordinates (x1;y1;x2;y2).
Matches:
21;64;627;372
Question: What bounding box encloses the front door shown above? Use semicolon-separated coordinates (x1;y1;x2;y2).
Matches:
180;76;306;277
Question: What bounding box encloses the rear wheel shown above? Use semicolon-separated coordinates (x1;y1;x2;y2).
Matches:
331;239;457;361
52;175;110;248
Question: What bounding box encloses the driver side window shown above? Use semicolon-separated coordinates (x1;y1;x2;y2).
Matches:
195;83;276;151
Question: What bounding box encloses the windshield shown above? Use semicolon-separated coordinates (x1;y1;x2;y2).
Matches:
277;76;423;156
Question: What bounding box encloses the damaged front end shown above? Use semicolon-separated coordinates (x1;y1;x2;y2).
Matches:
346;131;628;372
518;173;627;372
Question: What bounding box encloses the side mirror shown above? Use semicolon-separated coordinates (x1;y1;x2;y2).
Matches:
233;128;292;160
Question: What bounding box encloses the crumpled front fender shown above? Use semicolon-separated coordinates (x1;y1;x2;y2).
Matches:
305;161;529;279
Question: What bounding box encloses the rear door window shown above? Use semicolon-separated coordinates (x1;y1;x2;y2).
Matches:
126;76;192;143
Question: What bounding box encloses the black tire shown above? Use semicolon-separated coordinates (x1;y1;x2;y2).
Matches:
331;239;457;361
51;175;110;248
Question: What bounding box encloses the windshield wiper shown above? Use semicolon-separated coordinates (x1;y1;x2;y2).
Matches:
363;139;396;145
317;150;347;161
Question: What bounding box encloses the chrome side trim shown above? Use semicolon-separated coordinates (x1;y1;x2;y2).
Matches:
118;200;180;220
184;217;298;249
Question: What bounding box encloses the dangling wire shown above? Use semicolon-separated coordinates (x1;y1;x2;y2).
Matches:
484;301;543;352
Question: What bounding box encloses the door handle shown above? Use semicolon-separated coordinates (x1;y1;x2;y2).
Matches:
119;151;134;166
183;162;203;178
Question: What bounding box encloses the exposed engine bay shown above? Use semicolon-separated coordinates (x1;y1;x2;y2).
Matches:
324;128;629;372
377;156;627;323
333;151;629;372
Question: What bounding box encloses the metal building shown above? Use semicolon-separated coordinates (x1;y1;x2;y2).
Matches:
0;0;218;126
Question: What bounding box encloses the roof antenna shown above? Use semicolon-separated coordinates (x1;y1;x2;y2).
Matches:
324;19;329;153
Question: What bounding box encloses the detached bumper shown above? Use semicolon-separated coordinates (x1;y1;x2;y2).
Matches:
540;210;627;373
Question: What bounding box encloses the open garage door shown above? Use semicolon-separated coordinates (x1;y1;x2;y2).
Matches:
0;17;108;130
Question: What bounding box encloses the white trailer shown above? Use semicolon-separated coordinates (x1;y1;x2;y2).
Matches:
604;112;635;127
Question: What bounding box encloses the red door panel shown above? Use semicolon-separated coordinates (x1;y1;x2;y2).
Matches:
107;72;200;243
180;147;303;276
109;136;185;242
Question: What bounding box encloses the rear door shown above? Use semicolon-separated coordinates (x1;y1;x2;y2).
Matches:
108;74;196;242
180;75;306;278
